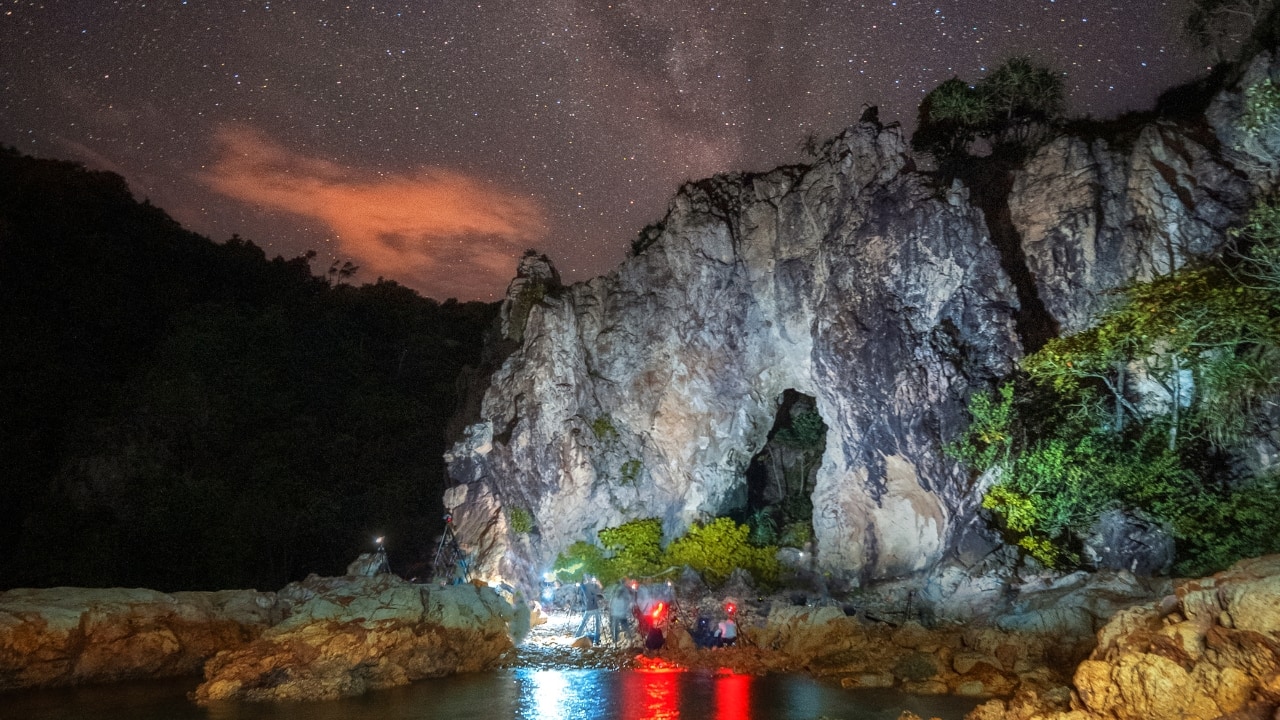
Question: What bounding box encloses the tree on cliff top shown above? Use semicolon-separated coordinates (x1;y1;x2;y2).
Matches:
913;56;1064;172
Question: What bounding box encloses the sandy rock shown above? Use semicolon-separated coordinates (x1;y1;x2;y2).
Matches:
193;575;516;703
983;554;1280;720
0;586;272;691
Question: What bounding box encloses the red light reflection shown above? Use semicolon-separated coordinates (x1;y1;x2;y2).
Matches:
715;670;751;720
621;666;682;720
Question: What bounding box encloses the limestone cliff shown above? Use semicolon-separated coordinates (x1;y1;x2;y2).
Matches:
445;52;1280;594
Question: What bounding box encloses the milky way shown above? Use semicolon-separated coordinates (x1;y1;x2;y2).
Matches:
1;1;1206;300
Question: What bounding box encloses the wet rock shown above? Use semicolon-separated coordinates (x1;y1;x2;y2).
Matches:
0;586;273;691
193;575;517;703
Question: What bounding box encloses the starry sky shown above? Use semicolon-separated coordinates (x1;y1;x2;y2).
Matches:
2;1;1208;301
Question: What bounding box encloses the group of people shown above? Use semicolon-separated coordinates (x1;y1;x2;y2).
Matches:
574;577;737;651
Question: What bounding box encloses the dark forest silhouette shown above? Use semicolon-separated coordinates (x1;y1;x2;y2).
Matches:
0;147;497;591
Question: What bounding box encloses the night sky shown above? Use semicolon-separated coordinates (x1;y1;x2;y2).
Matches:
2;1;1207;301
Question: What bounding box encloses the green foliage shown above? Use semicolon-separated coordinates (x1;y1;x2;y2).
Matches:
912;79;992;169
598;517;665;581
560;515;781;589
1238;195;1280;291
591;415;620;442
983;57;1065;142
553;541;610;584
775;409;826;449
778;521;813;548
1243;78;1280;134
954;199;1280;573
665;517;780;587
619;458;643;485
947;383;1016;470
748;508;778;546
1173;473;1280;576
508;506;534;535
913;56;1064;170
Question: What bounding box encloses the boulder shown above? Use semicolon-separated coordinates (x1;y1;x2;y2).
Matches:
193;575;518;703
1081;510;1174;576
0;586;274;691
1069;555;1280;720
969;555;1280;720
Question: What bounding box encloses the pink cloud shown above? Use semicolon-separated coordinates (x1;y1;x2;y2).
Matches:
204;126;546;299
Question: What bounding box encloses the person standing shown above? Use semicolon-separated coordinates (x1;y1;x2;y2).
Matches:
607;580;636;645
575;577;603;643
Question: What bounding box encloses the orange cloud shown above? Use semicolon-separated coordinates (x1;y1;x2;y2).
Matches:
204;126;546;299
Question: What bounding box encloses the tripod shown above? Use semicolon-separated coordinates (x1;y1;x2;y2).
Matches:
431;514;471;585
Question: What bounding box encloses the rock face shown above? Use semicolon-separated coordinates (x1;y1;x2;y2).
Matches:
0;586;275;691
1012;53;1280;336
448;121;1022;587
445;53;1280;592
1071;554;1280;720
969;554;1280;720
194;575;517;703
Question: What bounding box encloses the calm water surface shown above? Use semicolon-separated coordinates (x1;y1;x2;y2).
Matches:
0;669;979;720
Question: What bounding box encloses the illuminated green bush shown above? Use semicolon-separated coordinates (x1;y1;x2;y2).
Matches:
664;517;779;587
556;515;781;589
1243;79;1280;135
598;517;664;580
553;541;609;584
779;521;813;549
952;203;1280;574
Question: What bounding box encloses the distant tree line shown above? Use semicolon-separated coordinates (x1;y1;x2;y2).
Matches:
0;147;497;591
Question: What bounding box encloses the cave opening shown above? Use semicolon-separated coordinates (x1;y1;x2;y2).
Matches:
741;389;827;548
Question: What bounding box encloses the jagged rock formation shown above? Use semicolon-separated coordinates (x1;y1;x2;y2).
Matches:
0;586;275;691
194;575;519;703
969;554;1280;720
448;121;1021;588
445;52;1280;594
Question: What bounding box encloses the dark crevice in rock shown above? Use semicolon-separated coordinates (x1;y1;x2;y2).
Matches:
965;158;1060;353
742;390;824;540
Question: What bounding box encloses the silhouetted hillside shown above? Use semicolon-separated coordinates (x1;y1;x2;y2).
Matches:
0;147;497;591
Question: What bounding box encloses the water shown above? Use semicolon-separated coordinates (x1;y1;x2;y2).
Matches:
0;669;979;720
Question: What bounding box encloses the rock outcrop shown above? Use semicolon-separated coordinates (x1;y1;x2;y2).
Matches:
0;586;275;691
447;121;1023;588
444;51;1280;597
194;575;518;703
968;554;1280;720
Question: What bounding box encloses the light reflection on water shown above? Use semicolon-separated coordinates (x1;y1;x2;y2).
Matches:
0;668;978;720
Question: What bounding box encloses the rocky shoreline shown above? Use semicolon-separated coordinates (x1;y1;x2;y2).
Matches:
0;573;521;703
3;555;1279;718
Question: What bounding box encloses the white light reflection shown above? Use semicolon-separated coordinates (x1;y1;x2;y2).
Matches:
519;668;609;720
